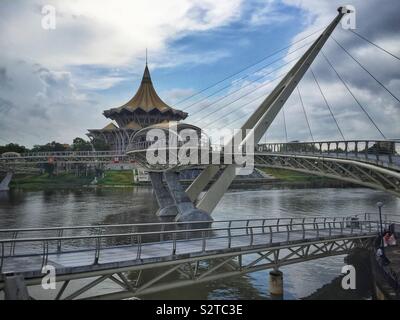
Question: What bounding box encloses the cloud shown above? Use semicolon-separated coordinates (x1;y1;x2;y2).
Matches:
162;88;197;105
0;0;399;147
277;0;400;141
198;1;400;142
0;97;15;114
0;67;12;88
249;0;294;27
0;0;242;69
0;0;243;146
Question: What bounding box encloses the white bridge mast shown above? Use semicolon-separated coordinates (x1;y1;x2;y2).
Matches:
188;7;351;214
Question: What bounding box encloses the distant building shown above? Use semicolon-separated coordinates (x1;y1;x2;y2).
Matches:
87;64;188;152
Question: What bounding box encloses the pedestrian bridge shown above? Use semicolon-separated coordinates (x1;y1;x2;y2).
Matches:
1;139;400;196
255;140;400;197
0;215;391;300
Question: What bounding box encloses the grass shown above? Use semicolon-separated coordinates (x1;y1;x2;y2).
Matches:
8;168;323;189
9;170;135;189
96;170;134;186
10;173;94;190
261;168;327;182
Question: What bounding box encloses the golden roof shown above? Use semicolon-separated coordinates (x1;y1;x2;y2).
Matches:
87;122;118;132
123;120;142;130
102;122;118;130
103;65;187;119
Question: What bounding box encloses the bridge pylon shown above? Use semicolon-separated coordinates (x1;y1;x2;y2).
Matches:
188;7;350;215
150;171;212;222
0;171;13;191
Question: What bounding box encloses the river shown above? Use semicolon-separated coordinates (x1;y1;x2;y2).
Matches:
0;185;399;299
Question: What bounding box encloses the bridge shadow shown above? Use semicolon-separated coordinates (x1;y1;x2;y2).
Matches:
131;262;266;300
303;248;374;300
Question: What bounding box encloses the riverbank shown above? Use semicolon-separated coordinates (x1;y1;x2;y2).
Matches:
260;168;334;182
7;168;344;190
10;173;94;190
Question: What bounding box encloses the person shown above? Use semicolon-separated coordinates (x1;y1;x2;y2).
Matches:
387;233;397;246
376;247;383;259
383;232;391;247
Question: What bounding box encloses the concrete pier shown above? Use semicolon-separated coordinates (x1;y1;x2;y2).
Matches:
149;172;178;217
0;172;13;191
4;273;29;300
163;171;212;222
149;171;212;221
269;269;283;298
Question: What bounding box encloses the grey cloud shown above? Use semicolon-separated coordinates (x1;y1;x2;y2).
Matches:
0;67;12;88
271;0;400;142
0;97;14;113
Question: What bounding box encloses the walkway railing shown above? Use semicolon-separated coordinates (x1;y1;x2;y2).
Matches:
362;212;400;224
126;140;223;153
0;216;384;274
0;215;364;239
19;151;123;158
257;140;400;168
0;151;125;161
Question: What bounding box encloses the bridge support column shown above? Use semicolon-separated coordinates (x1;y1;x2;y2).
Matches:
163;171;212;222
149;171;212;221
149;172;178;217
4;273;30;300
0;171;13;191
269;269;283;298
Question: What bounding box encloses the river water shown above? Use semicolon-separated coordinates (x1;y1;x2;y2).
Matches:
0;185;399;299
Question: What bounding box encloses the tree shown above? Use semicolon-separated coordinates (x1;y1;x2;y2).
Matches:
0;143;29;154
31;141;68;152
72;137;92;151
92;138;110;151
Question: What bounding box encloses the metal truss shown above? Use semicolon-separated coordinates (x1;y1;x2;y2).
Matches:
4;236;371;300
0;151;126;165
255;153;400;196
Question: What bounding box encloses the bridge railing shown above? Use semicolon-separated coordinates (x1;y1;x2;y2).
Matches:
0;218;383;273
257;140;400;168
0;151;125;160
362;212;400;225
127;139;224;153
0;215;364;241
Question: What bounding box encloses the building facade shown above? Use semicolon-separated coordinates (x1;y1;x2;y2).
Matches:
87;64;188;152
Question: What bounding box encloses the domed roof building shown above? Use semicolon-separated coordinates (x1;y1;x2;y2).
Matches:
87;64;188;152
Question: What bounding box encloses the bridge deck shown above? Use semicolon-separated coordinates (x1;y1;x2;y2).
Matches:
1;224;377;279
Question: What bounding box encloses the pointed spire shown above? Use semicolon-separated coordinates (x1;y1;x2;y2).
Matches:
103;55;188;121
142;63;152;83
141;49;151;83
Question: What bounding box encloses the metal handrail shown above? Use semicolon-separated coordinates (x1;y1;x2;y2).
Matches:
257;140;400;167
0;215;361;234
0;220;379;247
0;220;380;273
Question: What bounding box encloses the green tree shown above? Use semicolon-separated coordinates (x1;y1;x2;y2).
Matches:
31;141;68;152
0;143;29;154
92;138;110;151
72;137;92;151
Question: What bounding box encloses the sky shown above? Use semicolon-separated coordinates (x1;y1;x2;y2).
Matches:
0;0;399;147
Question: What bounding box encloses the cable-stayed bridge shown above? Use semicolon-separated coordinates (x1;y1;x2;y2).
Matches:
1;7;400;299
2;139;400;197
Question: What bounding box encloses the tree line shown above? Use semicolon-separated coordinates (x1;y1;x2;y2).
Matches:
0;137;110;154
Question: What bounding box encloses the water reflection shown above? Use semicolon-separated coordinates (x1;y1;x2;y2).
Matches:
0;185;399;299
